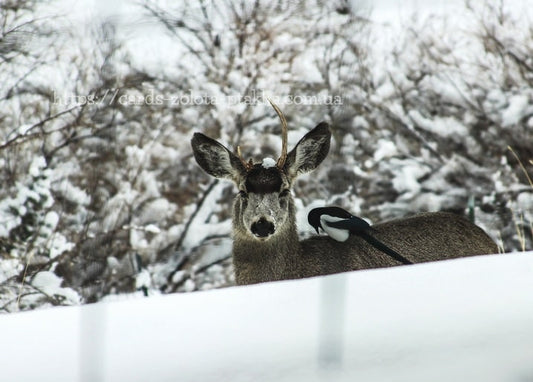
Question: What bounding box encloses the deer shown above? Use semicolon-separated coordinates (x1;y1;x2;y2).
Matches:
190;103;498;285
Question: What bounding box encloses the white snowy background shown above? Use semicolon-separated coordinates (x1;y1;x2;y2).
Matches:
1;0;532;380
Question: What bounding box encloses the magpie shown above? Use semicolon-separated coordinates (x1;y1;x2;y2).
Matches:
308;206;370;241
308;207;412;265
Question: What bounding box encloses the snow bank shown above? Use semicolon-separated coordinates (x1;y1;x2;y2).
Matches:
1;251;532;382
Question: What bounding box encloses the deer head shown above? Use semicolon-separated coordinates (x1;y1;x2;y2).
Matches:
191;103;331;241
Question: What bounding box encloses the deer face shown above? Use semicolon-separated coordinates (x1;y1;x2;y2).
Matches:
233;163;293;240
191;104;331;242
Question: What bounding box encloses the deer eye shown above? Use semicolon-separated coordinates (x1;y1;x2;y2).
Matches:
279;189;291;198
238;190;248;198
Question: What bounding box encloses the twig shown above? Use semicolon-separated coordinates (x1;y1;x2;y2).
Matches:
174;179;219;252
508;146;533;188
372;100;444;163
0;105;81;150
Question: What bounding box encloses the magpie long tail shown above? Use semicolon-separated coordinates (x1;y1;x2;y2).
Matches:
359;232;412;265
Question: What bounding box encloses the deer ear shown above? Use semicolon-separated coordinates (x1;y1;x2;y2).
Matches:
283;122;330;179
191;133;246;181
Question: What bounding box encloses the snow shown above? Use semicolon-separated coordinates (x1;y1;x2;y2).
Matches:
48;232;75;258
44;210;60;229
373;138;397;162
181;182;232;250
144;224;161;234
363;0;533;24
291;53;324;84
54;179;91;206
408;110;469;138
1;252;532;382
135;269;151;290
29;156;47;177
0;259;21;284
31;271;81;305
501;94;531;127
391;159;431;196
262;157;277;168
517;192;533;221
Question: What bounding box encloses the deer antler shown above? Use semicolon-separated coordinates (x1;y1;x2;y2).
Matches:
268;98;288;169
237;145;253;171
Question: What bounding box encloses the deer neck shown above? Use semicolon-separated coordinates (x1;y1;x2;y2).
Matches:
232;223;301;285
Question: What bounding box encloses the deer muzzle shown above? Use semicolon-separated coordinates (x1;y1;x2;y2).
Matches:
251;217;275;239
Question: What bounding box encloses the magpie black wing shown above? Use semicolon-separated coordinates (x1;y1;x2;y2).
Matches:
323;214;412;265
325;216;371;233
322;215;412;264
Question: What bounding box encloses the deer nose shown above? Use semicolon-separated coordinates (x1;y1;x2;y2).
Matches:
251;217;275;238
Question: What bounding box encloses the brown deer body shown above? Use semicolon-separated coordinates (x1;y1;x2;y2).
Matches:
191;106;498;285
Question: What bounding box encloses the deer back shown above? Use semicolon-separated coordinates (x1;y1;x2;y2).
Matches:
297;212;498;279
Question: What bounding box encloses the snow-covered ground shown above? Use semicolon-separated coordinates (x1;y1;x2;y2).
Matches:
2;251;532;382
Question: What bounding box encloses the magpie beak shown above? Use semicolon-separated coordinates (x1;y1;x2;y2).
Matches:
308;207;370;242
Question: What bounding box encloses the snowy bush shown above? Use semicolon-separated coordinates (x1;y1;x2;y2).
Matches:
352;2;533;252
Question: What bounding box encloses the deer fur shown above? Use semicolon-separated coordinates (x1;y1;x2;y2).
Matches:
191;113;498;285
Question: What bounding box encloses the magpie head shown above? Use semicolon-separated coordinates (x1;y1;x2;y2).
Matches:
307;208;323;234
308;206;352;234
